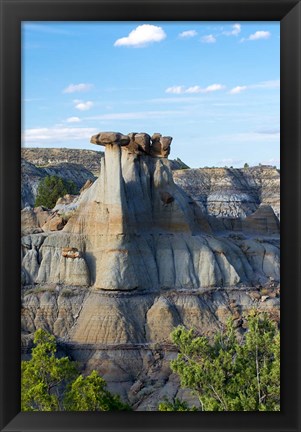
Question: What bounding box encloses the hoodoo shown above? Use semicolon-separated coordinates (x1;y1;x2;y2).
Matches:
21;132;280;409
22;131;279;290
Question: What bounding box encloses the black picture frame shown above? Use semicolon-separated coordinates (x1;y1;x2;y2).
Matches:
0;0;300;431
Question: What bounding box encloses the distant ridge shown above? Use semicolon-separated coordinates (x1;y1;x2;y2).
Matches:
21;148;104;177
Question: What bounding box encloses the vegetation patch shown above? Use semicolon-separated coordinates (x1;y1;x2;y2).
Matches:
35;175;78;209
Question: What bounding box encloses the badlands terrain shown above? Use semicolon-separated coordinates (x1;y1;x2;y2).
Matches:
21;133;280;410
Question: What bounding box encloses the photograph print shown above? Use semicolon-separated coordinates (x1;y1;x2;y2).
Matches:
21;21;280;412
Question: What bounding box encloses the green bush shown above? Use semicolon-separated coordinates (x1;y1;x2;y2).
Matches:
159;311;280;411
22;329;131;411
35;175;78;209
158;398;197;411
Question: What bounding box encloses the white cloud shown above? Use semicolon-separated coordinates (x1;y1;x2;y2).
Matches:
63;83;93;94
223;23;241;36
166;86;184;94
229;86;247;94
74;100;94;111
241;30;271;42
185;86;202;94
66;116;81;123
201;34;216;43
249;30;271;40
229;79;279;94
205;84;225;92
22;127;97;144
179;30;198;38
165;84;225;94
114;24;166;48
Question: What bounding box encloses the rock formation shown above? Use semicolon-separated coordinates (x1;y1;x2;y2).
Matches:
21;132;280;410
173;166;280;221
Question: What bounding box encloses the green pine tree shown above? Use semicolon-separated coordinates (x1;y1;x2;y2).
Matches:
34;175;78;209
64;370;130;411
22;329;130;411
159;311;280;411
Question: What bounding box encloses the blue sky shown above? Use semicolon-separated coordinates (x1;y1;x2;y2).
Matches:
22;21;280;168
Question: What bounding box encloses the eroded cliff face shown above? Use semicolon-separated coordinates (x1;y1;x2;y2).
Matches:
21;148;104;177
21;132;280;410
173;166;280;221
21;285;279;410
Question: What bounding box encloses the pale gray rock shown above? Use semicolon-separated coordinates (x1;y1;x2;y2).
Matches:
22;249;40;284
173;166;280;224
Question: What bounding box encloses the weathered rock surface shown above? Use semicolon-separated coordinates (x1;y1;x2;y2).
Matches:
173;166;280;221
22;147;104;177
21;206;51;235
21;132;280;410
42;213;66;232
21;286;280;409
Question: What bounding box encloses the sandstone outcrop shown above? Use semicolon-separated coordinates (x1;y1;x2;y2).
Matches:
42;213;66;232
21;132;280;410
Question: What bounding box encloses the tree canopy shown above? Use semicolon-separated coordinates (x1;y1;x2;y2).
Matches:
22;329;130;411
34;175;78;209
159;311;280;411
